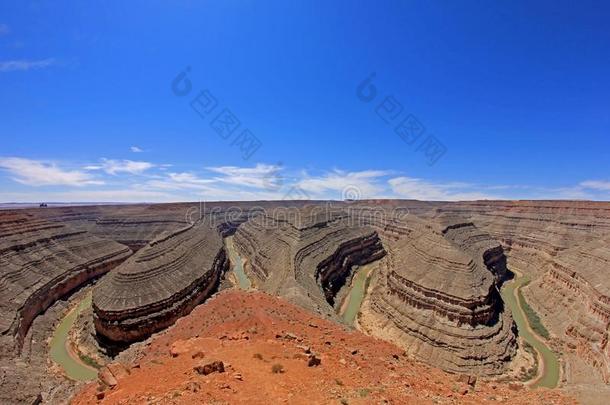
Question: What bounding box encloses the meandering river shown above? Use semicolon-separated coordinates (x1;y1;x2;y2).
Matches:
225;236;251;290
340;264;374;325
500;273;560;388
49;291;98;381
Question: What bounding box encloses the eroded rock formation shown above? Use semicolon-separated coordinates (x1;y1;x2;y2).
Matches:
93;220;229;343
0;211;131;353
358;212;516;375
233;206;386;315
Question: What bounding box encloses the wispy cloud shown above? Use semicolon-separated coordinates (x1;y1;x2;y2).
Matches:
297;169;392;199
146;172;217;191
85;158;154;175
130;146;144;153
0;24;9;36
0;157;103;187
0;58;56;72
388;176;500;201
0;156;608;202
580;180;610;191
206;164;282;189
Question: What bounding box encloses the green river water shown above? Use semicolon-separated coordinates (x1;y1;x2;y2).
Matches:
500;274;560;388
341;264;373;325
225;236;251;290
49;292;98;381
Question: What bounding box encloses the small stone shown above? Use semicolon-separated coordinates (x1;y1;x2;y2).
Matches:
339;358;347;365
508;382;523;391
233;372;243;381
307;355;321;367
99;368;118;387
186;381;201;393
96;391;105;400
191;351;205;359
296;345;311;354
194;360;225;375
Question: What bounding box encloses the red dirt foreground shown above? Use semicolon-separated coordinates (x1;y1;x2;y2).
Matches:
73;290;575;405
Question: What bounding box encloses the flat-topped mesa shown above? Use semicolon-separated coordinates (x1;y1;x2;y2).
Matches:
0;212;131;353
441;200;610;277
92;210;187;251
361;215;516;376
93;221;228;344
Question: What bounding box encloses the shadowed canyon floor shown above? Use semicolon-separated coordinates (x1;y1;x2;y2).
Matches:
0;200;609;403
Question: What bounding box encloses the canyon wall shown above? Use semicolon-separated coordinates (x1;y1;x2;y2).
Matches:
357;211;516;376
0;211;131;354
93;220;229;344
233;206;386;315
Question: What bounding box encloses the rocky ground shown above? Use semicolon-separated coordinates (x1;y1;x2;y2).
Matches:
72;290;575;405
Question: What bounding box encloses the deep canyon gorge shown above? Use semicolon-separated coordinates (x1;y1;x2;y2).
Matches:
1;200;609;404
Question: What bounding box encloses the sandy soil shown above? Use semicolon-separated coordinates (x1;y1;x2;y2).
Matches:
72;290;575;405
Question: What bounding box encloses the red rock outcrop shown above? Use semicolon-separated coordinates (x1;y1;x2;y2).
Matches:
72;290;574;405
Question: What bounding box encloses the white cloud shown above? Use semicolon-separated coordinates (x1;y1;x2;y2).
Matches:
1;156;607;203
130;146;144;153
388;176;500;201
146;172;216;190
580;180;610;191
86;158;154;175
206;164;283;189
297;169;392;199
0;157;103;187
0;58;56;72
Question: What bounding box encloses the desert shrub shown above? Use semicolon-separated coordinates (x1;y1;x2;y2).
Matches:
271;363;284;374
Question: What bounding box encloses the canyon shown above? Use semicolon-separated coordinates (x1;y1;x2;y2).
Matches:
0;200;608;403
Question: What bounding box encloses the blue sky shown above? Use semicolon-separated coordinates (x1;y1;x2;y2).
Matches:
0;0;609;202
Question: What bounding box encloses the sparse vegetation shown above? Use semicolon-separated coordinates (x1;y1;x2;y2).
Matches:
78;353;102;369
520;341;539;381
335;378;344;386
253;353;263;360
357;388;370;398
518;282;550;339
271;363;285;374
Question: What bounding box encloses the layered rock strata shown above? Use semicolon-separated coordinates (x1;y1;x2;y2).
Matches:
360;213;517;375
233;206;386;315
441;200;610;386
525;236;610;383
93;221;229;343
0;211;131;353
